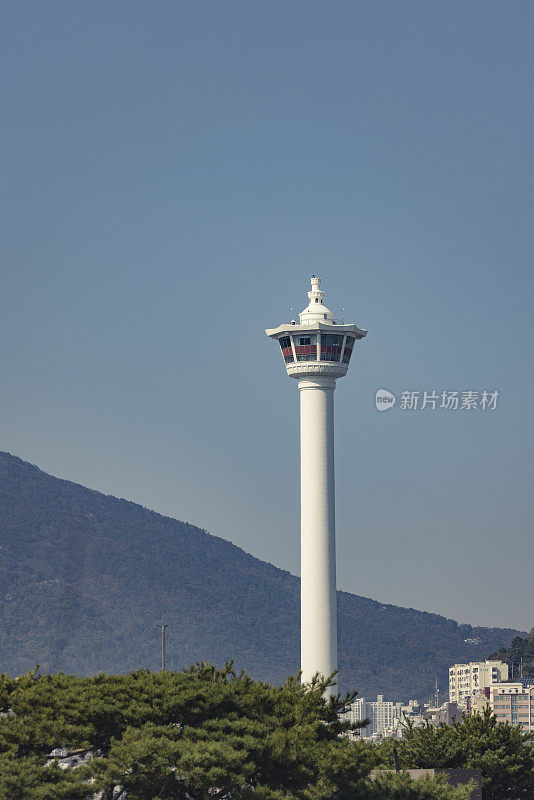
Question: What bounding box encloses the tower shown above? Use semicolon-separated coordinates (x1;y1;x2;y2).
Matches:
266;276;366;692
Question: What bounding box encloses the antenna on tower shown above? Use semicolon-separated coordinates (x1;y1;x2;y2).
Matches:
435;677;439;708
341;308;345;324
156;613;168;672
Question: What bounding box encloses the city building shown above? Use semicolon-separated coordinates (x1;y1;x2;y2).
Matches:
343;696;464;740
343;697;367;727
341;697;368;736
490;683;534;732
448;660;508;704
343;695;404;738
468;687;492;715
401;699;426;729
425;701;462;726
266;277;366;692
367;695;403;737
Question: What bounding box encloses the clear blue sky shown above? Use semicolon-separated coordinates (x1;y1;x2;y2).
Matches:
1;1;532;631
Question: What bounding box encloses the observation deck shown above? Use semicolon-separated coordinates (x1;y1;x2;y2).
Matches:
266;276;367;380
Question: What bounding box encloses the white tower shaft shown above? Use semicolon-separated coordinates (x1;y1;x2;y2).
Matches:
299;376;337;688
266;277;366;694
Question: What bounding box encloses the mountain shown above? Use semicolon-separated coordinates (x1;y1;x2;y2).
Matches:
0;452;523;700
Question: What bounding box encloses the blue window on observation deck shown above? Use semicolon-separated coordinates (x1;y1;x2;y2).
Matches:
279;336;293;363
342;336;356;363
294;334;317;361
320;334;343;361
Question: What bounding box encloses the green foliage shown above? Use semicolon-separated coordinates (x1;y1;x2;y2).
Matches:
0;665;377;800
368;771;473;800
0;664;478;800
0;754;90;800
490;628;534;681
377;707;534;800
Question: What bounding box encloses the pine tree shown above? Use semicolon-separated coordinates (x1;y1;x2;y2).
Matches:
377;707;534;800
0;665;474;800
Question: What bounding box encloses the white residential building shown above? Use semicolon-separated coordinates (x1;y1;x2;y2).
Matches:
342;696;466;740
343;695;404;738
449;660;508;705
341;697;368;735
400;700;425;729
367;695;403;736
425;702;462;726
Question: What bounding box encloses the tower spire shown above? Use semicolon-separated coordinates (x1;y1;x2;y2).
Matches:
299;276;335;326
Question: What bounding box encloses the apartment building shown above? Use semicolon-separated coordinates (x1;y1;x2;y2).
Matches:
343;696;466;740
425;701;463;726
367;695;403;736
342;696;403;738
342;697;367;735
490;683;534;732
449;660;508;704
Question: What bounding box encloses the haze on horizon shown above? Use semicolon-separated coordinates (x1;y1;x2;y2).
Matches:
1;1;532;632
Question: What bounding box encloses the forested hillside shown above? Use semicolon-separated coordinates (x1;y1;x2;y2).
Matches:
0;452;523;699
490;629;534;681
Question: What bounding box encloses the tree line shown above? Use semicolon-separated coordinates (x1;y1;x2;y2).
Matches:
0;664;532;800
